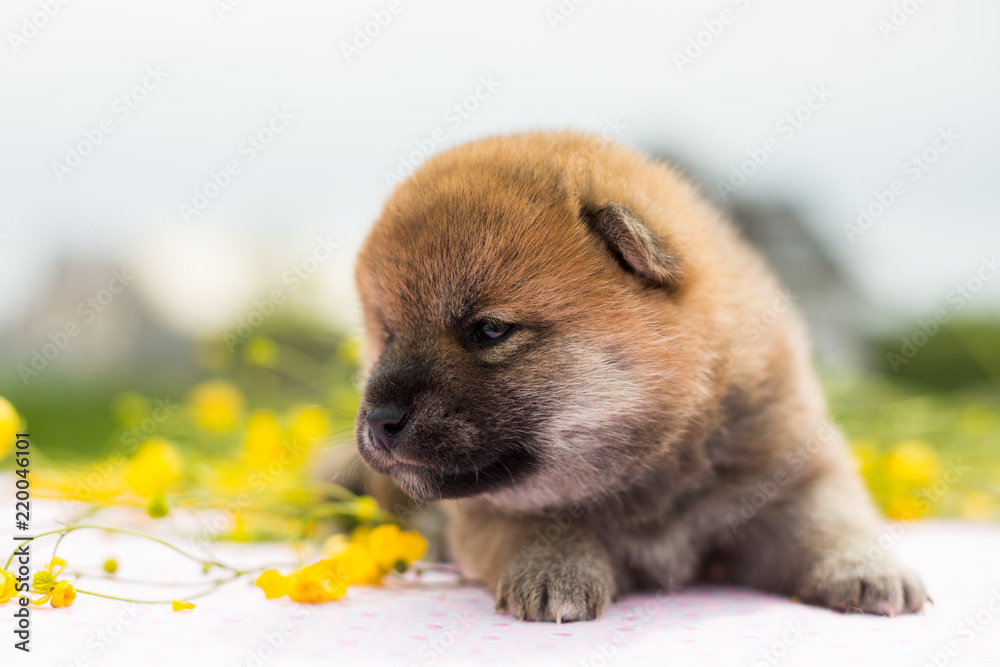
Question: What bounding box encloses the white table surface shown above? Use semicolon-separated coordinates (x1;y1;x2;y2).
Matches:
2;495;999;666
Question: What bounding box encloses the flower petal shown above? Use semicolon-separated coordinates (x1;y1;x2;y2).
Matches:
50;581;75;608
256;570;292;599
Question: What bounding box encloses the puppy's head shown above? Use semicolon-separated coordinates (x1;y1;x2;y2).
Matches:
355;135;706;509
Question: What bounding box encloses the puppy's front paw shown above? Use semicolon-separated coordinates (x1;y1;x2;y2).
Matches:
799;556;929;616
495;555;614;623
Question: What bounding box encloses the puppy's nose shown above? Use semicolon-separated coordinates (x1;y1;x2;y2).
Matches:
365;405;410;451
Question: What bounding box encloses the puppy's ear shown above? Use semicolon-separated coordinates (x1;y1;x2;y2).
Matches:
584;205;681;288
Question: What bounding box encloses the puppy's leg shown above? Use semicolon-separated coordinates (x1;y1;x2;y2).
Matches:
447;508;615;622
726;465;928;616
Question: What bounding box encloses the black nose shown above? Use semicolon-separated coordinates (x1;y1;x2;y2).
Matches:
365;405;410;451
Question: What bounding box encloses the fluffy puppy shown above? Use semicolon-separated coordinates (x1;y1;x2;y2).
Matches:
353;131;927;622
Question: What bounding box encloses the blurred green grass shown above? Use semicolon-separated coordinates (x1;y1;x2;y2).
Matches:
3;317;998;521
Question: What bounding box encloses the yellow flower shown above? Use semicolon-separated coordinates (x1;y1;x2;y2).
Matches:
287;562;348;604
350;526;370;545
353;496;380;523
31;465;127;504
31;557;66;596
850;438;879;482
1;570;17;603
244;336;278;367
50;581;76;608
31;558;75;607
321;533;349;557
363;524;427;573
256;569;292;599
288;405;328;445
256;561;349;604
171;600;195;612
146;491;170;518
0;395;22;460
959;492;995;520
884;440;940;487
188;381;245;432
126;438;182;498
323;539;382;585
245;410;285;469
883;494;928;521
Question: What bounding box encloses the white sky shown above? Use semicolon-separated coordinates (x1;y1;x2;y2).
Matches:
1;0;998;336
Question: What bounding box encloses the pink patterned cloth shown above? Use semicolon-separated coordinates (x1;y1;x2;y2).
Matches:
3;517;999;666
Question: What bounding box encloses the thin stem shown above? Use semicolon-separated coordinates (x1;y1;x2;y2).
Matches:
66;572;237;588
5;525;239;575
6;527;73;570
50;531;69;562
314;481;360;503
75;573;243;605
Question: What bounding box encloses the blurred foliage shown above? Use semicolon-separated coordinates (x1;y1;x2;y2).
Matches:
1;316;998;536
0;339;431;610
873;318;1000;391
825;367;998;521
1;325;370;545
827;317;1000;521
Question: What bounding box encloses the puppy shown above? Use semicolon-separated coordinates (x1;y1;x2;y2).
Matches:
353;131;927;621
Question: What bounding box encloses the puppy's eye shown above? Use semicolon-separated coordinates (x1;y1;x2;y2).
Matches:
467;320;513;346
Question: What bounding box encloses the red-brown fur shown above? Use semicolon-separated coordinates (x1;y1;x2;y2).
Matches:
351;131;928;621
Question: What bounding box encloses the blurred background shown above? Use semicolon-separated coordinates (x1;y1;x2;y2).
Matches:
1;0;998;522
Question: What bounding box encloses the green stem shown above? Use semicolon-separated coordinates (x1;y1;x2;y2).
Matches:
314;481;360;503
5;524;239;575
66;572;236;588
76;573;243;605
50;531;69;562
